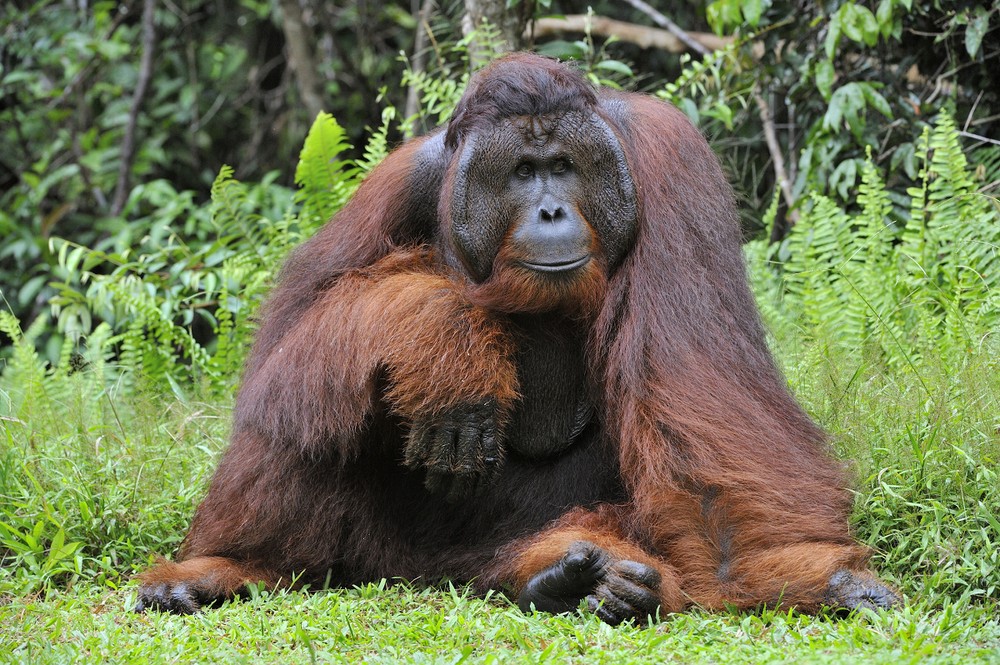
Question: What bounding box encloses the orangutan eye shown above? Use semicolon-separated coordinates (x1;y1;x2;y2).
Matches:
552;159;570;174
515;162;535;178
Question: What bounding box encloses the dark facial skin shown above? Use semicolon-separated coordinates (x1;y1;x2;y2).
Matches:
448;111;637;285
508;151;592;273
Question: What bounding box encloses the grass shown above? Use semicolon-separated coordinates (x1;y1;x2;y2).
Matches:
2;286;1000;664
3;584;999;663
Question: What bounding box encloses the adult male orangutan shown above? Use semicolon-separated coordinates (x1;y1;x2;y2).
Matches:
136;53;899;624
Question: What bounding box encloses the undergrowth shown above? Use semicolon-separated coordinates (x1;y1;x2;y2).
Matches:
0;109;383;598
42;113;361;398
0;93;998;662
746;111;1000;606
0;316;222;596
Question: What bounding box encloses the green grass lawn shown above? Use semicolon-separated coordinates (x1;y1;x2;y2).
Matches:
3;583;999;663
2;350;999;664
2;270;1000;663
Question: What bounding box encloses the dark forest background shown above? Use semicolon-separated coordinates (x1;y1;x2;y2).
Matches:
2;0;1000;634
1;0;997;357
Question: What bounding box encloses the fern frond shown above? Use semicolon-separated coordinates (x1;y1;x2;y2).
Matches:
357;106;396;174
0;311;49;411
295;112;361;229
753;112;1000;372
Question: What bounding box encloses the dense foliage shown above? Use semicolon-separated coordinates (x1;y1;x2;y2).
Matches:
3;1;997;349
1;72;998;603
0;4;998;659
663;0;998;235
750;113;1000;365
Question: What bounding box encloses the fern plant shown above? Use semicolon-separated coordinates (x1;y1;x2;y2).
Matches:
40;114;363;396
295;113;361;225
0;312;50;414
750;112;1000;370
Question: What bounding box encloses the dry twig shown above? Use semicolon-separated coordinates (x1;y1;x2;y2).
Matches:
622;0;711;56
111;0;155;217
753;90;799;230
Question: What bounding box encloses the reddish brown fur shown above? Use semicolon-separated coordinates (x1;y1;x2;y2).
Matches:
137;53;892;618
234;249;519;459
583;93;871;611
466;246;608;318
139;557;282;599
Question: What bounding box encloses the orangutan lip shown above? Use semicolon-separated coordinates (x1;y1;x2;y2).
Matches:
520;255;591;273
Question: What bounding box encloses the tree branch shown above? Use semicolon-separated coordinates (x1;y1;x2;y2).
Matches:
529;15;731;53
753;90;799;232
405;0;436;125
959;130;1000;147
279;0;324;121
621;0;712;56
110;0;155;217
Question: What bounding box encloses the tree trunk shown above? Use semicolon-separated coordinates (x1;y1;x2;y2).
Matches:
279;0;324;121
111;0;156;217
462;0;533;66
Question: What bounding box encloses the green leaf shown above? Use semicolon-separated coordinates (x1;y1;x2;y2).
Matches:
1;70;38;85
966;7;989;57
830;159;859;200
825;12;842;58
704;102;734;130
861;84;893;119
858;6;880;45
825;83;866;140
891;142;917;180
18;275;47;307
678;98;700;125
536;40;585;60
876;0;895;38
816;59;835;100
594;60;633;77
743;0;764;27
842;5;863;43
981;502;1000;538
706;0;741;35
842;4;879;46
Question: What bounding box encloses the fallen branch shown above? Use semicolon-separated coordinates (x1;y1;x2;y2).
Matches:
529;15;731;54
622;0;712;55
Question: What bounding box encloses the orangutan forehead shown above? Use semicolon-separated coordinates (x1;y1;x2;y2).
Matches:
507;112;590;144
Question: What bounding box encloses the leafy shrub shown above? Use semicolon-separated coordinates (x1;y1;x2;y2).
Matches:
748;112;1000;368
0;1;322;340
666;0;998;236
747;112;1000;602
42;114;360;396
